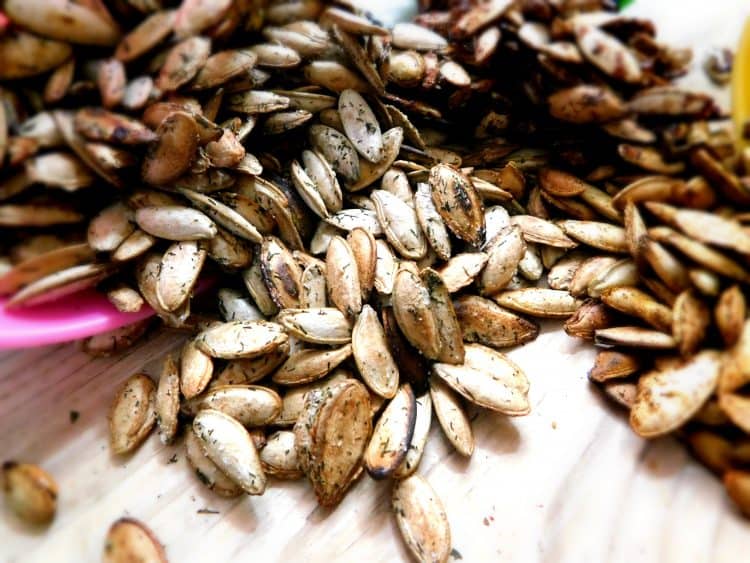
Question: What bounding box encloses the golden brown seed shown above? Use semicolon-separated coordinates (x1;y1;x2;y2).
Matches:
630;350;721;437
650;226;750;282
724;470;750;517
718;393;750;435
548;85;626;124
718;321;750;394
588;350;641;382
494;288;581;319
574;23;642;83
672;290;710;357
116;9;176;62
538;168;589;197
109;374;157;455
716;285;746;347
595;326;676;350
2;462;58;525
0;30;73;80
646;202;750;255
564;300;618;340
690;148;750;205
454;295;539;348
600;287;673;332
155;355;180;445
687;431;732;474
142;112;199;186
156;36;211;92
103;518;167;563
180;339;214;399
392;474;452;563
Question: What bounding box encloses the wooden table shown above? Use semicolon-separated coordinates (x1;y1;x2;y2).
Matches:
3;1;750;561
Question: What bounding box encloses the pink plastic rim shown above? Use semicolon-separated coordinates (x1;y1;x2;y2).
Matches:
0;289;155;350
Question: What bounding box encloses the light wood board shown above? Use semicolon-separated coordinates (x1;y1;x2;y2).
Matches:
2;1;750;561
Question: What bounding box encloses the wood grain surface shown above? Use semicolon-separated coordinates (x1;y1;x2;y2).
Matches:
2;1;750;561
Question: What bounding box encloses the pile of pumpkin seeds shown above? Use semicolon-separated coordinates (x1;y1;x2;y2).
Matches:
3;0;750;557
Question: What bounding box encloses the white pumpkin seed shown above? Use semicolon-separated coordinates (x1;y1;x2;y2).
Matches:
260;430;303;479
185;427;242;498
309;124;360;184
273;345;353;386
277;308;352;345
193;408;266;495
430;377;474;457
156;241;206;312
195;320;288;360
135;206;217;241
438;252;489;294
372;189;427;260
353;304;399;399
364;384;416;479
478;226;526;296
434;344;530;415
338;89;383;163
186;385;282;427
322;235;361;319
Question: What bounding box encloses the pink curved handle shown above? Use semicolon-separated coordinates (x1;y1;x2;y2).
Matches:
0;278;214;349
0;289;155;349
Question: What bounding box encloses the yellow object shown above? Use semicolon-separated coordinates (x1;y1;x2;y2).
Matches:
732;15;750;148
